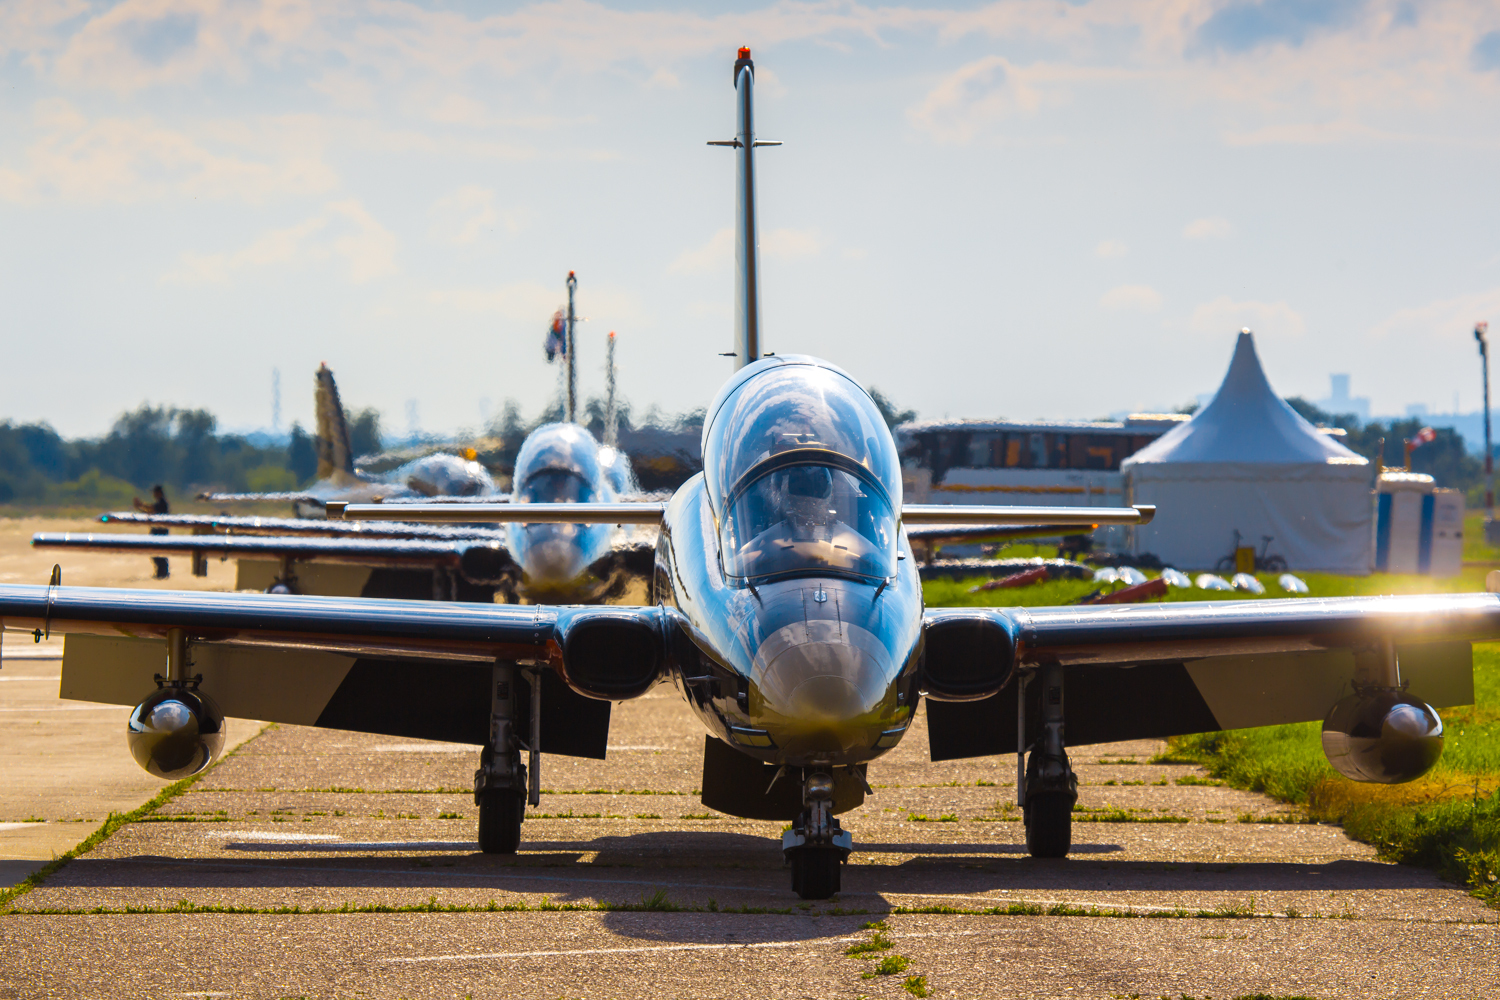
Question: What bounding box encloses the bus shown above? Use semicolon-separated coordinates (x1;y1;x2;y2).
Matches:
896;414;1189;551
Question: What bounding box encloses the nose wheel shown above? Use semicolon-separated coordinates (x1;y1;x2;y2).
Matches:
783;770;853;899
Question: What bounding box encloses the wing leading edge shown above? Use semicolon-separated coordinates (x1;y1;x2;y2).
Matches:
921;595;1495;760
0;584;663;757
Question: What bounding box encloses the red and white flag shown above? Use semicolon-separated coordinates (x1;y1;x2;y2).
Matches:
1411;426;1437;447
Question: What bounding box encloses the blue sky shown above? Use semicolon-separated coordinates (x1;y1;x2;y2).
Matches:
4;0;1500;437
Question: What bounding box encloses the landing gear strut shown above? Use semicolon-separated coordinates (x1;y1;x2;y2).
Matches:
783;770;852;899
475;660;539;854
1020;663;1076;859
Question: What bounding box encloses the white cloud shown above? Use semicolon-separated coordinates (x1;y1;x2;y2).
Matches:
17;0;1500;138
167;200;398;285
667;226;822;273
423;280;561;322
1182;216;1234;240
1101;284;1163;311
1368;287;1500;344
1095;239;1128;258
909;55;1041;143
0;100;337;205
1190;296;1306;338
667;228;731;275
429;185;498;245
763;228;823;259
645;67;679;89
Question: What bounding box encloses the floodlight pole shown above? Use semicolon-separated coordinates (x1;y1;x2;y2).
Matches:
1479;322;1494;525
565;271;578;425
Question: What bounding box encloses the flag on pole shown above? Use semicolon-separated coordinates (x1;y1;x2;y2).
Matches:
544;309;567;362
1411;426;1437;447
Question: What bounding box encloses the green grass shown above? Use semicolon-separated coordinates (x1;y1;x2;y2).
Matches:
1164;642;1500;906
924;566;1494;609
1465;510;1500;563
931;563;1500;907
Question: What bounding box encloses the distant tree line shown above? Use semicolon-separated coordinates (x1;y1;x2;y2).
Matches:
0;385;916;507
1285;398;1482;496
0;404;383;507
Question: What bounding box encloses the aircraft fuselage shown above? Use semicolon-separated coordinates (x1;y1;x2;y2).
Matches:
655;473;924;767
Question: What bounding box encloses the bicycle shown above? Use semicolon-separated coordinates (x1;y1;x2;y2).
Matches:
1215;529;1288;574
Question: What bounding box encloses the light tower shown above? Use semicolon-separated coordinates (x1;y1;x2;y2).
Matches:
1479;323;1497;544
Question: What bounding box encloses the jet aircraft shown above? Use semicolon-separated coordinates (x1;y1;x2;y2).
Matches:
33;286;651;604
33;420;652;605
201;362;499;518
0;49;1480;901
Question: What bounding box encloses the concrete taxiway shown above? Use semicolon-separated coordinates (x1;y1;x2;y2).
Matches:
0;520;1495;997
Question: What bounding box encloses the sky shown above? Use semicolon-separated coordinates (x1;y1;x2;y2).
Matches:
4;0;1500;439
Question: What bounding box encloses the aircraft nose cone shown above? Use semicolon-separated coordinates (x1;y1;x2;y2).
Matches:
522;527;583;583
753;619;895;759
786;672;866;722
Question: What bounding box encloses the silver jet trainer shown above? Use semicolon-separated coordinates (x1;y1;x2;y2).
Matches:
32;281;652;605
0;48;1477;902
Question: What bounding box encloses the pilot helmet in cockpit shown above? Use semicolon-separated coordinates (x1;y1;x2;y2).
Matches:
702;358;900;585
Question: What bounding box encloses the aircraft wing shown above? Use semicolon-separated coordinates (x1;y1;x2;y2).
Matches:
329;501;1153;528
0;584;645;756
333;501;669;524
921;594;1495;759
905;523;1090;547
96;511;505;541
199;491;510;505
32;532;517;584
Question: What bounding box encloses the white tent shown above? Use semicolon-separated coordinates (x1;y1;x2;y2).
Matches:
1121;331;1373;573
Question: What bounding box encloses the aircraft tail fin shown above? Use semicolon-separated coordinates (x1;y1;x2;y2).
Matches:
314;364;355;481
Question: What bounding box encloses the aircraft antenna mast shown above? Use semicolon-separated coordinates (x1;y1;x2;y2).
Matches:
605;330;619;448
710;47;780;370
565;271;579;424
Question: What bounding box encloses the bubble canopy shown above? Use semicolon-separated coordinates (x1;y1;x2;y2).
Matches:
512;424;605;503
703;358;902;583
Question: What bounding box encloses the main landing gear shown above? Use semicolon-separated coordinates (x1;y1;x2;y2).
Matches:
784;771;853;900
475;661;541;854
1019;663;1077;859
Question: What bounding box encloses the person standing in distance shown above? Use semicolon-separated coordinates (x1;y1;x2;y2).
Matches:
132;485;170;579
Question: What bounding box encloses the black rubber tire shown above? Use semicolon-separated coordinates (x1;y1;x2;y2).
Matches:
1263;556;1288;573
1024;792;1073;859
477;789;524;854
790;848;842;900
1214;556;1236;574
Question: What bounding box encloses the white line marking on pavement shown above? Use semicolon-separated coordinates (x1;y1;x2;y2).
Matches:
384;937;861;964
0;822;46;831
210;831;342;841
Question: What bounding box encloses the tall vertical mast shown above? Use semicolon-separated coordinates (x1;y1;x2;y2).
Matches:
604;330;618;448
710;48;779;370
1479;322;1493;517
565;271;578;424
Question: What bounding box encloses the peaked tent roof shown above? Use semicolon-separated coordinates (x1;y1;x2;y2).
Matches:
1122;331;1366;467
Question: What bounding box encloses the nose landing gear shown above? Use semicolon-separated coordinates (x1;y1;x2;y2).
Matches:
783;770;852;899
